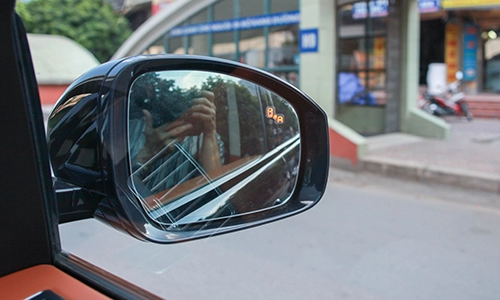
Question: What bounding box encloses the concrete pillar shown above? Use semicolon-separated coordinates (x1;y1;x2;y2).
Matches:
299;0;335;117
301;0;367;166
399;0;450;139
385;0;402;133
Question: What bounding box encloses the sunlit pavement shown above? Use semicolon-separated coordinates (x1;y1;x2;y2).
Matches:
351;117;500;192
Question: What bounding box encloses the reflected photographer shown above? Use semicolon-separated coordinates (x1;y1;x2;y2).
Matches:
129;73;224;195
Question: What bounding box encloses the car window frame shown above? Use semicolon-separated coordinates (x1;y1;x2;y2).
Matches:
0;3;162;299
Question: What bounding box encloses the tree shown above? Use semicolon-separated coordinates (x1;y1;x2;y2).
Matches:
16;0;132;62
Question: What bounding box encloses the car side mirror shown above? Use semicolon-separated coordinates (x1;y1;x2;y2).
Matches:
47;55;329;243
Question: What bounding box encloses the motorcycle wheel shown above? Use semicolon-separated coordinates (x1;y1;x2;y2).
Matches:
459;102;473;121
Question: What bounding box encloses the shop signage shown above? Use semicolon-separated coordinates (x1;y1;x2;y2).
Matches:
419;0;441;13
169;11;300;37
352;0;388;19
352;0;440;19
300;29;319;53
445;24;460;83
442;0;500;9
373;37;385;69
463;24;478;81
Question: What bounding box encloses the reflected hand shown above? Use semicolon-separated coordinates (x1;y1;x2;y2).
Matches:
136;109;194;163
182;90;217;137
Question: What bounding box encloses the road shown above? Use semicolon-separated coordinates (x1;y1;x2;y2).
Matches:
60;169;500;300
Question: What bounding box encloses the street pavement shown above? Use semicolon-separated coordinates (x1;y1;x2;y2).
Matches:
60;169;500;300
353;117;500;193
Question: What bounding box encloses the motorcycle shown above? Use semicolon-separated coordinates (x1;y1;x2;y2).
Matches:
420;71;473;121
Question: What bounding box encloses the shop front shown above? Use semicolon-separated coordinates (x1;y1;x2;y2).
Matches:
335;0;443;136
336;1;389;135
113;0;452;164
421;2;500;94
142;0;301;86
418;1;500;118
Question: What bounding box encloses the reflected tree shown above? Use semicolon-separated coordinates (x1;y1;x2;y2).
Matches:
202;76;264;161
130;72;198;128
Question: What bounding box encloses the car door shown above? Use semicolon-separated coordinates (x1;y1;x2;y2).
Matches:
0;1;329;298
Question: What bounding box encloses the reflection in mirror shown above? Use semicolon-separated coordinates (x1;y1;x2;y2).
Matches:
127;70;300;229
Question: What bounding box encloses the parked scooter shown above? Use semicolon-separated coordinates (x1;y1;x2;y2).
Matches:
421;71;473;121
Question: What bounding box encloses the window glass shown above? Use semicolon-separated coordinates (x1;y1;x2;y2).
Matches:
339;1;387;37
214;0;234;21
270;0;298;13
239;0;264;17
189;8;209;24
369;15;388;35
268;25;299;68
143;37;167;55
339;38;366;71
338;3;366;38
167;36;184;54
272;71;299;87
189;34;209;55
485;38;500;92
239;28;265;68
186;8;209;55
337;2;387;106
213;31;236;60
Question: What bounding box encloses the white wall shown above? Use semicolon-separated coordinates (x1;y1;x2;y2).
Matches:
299;0;336;118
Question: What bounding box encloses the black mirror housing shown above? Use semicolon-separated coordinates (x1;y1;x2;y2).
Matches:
48;55;329;243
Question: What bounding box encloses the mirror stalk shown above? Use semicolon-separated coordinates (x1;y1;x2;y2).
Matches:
54;180;101;223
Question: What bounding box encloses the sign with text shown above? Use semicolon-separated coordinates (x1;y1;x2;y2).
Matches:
463;24;478;81
442;0;500;9
169;11;300;37
353;0;440;19
352;0;389;19
445;24;459;83
300;29;319;53
419;0;441;13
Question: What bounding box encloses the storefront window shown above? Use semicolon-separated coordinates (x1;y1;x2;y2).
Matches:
339;4;366;38
189;8;209;24
167;36;184;54
213;31;236;60
239;1;263;17
268;25;299;68
369;14;388;35
272;71;299;87
146;0;300;87
484;37;500;92
239;28;265;68
337;1;387;106
270;0;298;14
214;0;233;21
189;34;209;55
143;38;166;55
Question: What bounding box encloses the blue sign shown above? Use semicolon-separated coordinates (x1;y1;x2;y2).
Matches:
463;24;478;81
169;11;300;37
419;0;440;13
352;0;389;19
353;0;440;19
300;29;319;53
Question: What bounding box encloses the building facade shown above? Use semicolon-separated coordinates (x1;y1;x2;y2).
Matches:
113;0;500;163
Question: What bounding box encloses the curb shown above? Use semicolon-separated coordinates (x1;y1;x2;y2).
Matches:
331;156;500;193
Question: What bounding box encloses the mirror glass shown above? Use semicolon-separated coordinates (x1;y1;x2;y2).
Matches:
127;70;300;228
